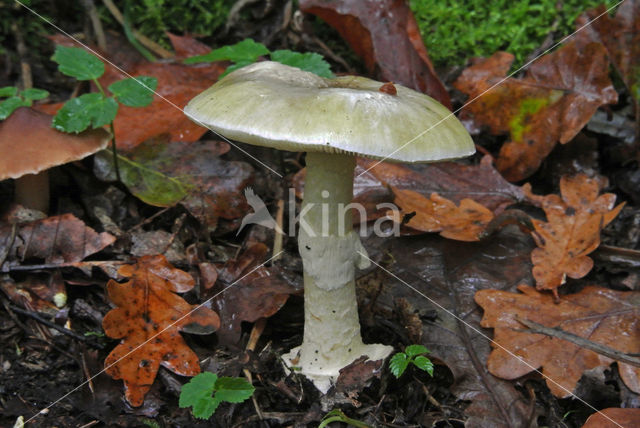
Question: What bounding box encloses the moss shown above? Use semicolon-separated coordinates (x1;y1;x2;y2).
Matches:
100;0;235;49
409;0;620;69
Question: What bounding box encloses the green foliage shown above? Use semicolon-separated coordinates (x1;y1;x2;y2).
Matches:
0;86;49;120
179;372;255;420
389;344;434;378
409;0;620;68
50;45;157;133
185;39;334;78
100;0;234;49
318;409;371;428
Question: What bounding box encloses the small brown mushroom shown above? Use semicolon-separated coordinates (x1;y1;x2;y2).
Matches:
0;107;110;212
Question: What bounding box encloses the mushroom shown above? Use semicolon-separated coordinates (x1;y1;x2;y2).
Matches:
185;61;474;392
0;107;110;212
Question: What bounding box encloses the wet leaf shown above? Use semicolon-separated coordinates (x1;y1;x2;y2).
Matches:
52;45;104;81
269;50;334;78
475;285;640;398
103;255;220;406
207;243;298;344
0;274;66;315
167;33;211;61
52;93;119;133
0;213;115;268
454;42;617;181
300;0;450;107
581;408;640;428
108;76;158;108
524;174;624;295
184;38;269;65
576;1;640;103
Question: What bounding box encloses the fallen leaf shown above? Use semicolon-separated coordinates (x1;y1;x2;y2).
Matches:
524;174;624;296
206;243;299;345
390;188;494;241
167;33;212;61
581;408;640;428
0;273;66;315
382;229;536;427
300;0;450;107
454;42;617;181
103;255;220;406
475;285;640;398
0;213;115;268
576;1;640;103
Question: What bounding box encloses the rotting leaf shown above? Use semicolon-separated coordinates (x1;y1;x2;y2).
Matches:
454;42;617;181
0;213;115;269
206;243;299;345
523;174;624;296
103;255;220;406
299;0;450;107
390;187;494;241
475;285;640;398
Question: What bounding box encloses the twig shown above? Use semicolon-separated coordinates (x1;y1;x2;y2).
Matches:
7;303;105;349
11;21;32;89
516;317;640;368
82;0;106;50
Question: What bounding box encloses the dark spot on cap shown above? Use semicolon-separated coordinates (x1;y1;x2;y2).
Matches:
379;82;397;95
565;207;576;216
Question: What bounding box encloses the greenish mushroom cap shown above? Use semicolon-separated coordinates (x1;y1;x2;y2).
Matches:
185;61;474;163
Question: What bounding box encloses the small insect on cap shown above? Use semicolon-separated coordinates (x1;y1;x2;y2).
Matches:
184;61;474;163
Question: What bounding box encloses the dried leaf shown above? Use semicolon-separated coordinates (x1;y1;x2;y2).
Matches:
103;255;220;406
454;42;617;181
0;214;115;268
299;0;450;107
207;243;298;345
475;285;640;398
581;408;640;428
524;174;624;295
390;188;493;241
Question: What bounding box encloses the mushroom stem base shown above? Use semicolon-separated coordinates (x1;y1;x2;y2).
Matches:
15;170;49;213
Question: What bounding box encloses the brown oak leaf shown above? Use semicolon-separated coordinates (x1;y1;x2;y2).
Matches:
103;255;220;406
523;174;624;296
454;42;617;181
475;285;640;398
391;187;494;241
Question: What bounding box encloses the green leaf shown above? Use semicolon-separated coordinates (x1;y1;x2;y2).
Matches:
21;88;50;102
218;60;255;78
108;76;158;107
52;45;104;81
389;353;409;378
0;97;29;120
52;93;118;133
93;150;189;207
404;344;429;358
0;86;18;97
213;377;255;404
184;38;269;64
270;50;334;78
412;355;434;376
179;372;219;419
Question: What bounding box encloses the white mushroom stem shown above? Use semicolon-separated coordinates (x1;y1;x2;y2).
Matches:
284;151;392;392
14;170;49;213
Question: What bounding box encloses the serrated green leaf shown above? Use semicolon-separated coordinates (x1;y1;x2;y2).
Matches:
52;45;104;81
93;150;189;207
52;93;118;133
108;76;158;107
179;372;219;419
412;355;434;376
405;344;429;357
218;60;255;78
21;88;50;102
269;50;334;78
0;86;18;97
0;97;29;120
389;353;409;378
184;38;269;64
214;377;255;404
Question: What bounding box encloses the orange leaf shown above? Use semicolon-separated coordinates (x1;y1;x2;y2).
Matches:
391;187;494;241
475;285;640;398
454;42;617;181
103;255;220;406
524;174;624;296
